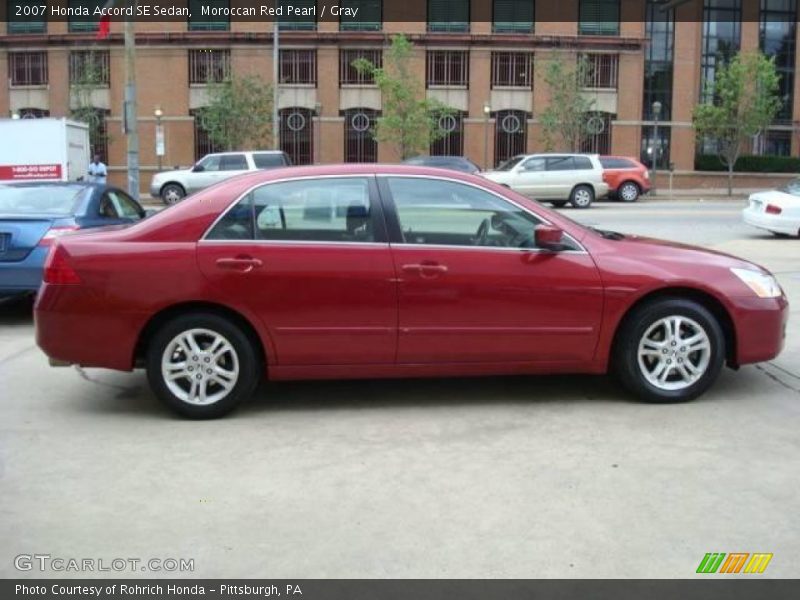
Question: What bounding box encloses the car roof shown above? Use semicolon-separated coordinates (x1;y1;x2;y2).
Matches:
0;181;102;190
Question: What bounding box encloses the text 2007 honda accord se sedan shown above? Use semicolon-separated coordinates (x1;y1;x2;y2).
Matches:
35;165;788;418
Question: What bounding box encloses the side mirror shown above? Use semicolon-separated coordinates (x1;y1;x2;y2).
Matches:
192;164;205;172
534;224;565;251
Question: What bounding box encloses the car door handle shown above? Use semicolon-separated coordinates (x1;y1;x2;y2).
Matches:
215;257;263;273
401;263;448;278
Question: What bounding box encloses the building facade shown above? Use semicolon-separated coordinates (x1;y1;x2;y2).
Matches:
1;0;799;193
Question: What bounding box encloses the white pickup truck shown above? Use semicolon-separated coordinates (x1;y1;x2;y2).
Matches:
150;150;292;205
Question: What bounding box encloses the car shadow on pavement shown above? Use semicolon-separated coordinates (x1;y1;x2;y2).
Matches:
0;295;34;324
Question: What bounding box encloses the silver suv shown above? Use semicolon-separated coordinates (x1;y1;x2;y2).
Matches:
482;153;609;208
150;150;292;205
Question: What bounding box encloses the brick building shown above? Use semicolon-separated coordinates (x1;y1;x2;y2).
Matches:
1;0;798;193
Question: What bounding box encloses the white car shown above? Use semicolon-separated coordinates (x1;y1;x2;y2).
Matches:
150;150;292;205
742;179;800;237
481;153;609;209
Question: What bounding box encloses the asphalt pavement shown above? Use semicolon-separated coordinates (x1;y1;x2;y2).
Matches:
1;200;798;579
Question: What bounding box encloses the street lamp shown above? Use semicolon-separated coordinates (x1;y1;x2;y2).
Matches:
154;106;164;171
651;100;662;197
483;101;491;171
314;102;322;164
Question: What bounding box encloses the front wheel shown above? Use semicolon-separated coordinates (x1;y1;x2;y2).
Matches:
618;181;640;202
161;183;185;205
146;313;261;418
614;298;725;403
570;185;594;209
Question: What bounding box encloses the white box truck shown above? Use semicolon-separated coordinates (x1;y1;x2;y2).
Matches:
0;118;90;183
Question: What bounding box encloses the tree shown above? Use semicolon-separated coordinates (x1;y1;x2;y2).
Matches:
538;55;596;152
353;34;454;159
693;51;781;196
198;75;274;151
70;51;110;160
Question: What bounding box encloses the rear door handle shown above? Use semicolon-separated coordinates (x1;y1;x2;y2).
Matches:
215;256;263;273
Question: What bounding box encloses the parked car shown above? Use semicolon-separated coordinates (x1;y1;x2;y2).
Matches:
742;179;800;237
150;150;292;205
36;165;787;418
0;182;147;298
482;154;609;208
403;155;481;174
599;155;651;202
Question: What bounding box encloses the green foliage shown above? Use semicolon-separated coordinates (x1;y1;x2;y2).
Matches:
198;75;274;151
695;154;800;173
538;55;596;152
692;51;782;194
353;34;455;159
69;51;110;157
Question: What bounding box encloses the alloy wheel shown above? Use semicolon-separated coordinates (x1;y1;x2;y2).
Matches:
637;316;712;391
620;183;639;202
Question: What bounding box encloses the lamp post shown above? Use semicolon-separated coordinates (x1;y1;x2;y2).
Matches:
154;106;164;172
651;100;662;197
483;101;491;171
314;102;322;164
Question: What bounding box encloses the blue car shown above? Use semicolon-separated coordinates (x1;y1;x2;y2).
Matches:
0;182;147;298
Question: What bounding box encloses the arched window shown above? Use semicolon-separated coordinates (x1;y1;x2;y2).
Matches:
494;110;528;166
18;107;49;119
430;111;465;156
581;111;614;155
280;107;314;165
190;108;223;161
343;108;378;163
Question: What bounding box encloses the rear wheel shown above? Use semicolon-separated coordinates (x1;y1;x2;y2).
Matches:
618;181;640;202
570;185;594;209
161;183;185;205
146;313;260;418
614;298;725;403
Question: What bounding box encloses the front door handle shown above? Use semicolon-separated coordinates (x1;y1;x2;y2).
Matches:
215;256;263;273
401;263;448;278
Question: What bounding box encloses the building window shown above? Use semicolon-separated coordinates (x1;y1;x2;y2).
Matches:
77;107;110;163
340;49;382;85
280;108;314;165
641;125;671;169
581;53;619;89
494;110;528;166
189;49;231;84
493;0;534;33
69;50;110;86
191;109;223;161
426;51;469;88
579;0;620;36
339;0;382;31
279;0;317;30
188;0;230;31
760;129;792;156
760;0;797;124
581;112;614;154
344;108;379;162
17;108;50;118
280;50;317;85
9;52;48;86
643;0;674;121
67;0;104;32
428;0;470;33
491;52;533;88
7;0;47;33
701;0;742;102
430;111;465;156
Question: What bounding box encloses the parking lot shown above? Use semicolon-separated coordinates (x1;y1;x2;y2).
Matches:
1;200;798;579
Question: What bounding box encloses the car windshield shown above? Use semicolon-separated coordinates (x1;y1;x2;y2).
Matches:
0;184;87;216
780;180;800;196
495;156;525;171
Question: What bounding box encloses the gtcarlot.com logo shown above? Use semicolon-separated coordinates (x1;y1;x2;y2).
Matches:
14;554;194;573
696;552;773;574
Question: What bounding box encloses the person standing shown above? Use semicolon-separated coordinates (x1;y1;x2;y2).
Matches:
87;154;107;184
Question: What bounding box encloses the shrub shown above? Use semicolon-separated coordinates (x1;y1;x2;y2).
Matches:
694;154;800;173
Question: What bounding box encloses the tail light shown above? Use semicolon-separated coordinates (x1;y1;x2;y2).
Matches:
38;225;80;247
43;244;81;285
766;204;783;215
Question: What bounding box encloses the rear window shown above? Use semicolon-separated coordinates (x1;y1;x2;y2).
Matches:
600;157;637;169
572;156;594;170
253;153;288;169
0;185;87;216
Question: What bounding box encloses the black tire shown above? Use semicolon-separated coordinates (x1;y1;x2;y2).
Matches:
613;298;726;403
570;185;594;209
551;201;568;208
146;312;261;418
160;183;185;205
617;181;640;203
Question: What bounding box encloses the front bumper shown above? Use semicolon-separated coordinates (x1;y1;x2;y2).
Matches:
742;207;799;236
730;293;789;365
149;182;161;199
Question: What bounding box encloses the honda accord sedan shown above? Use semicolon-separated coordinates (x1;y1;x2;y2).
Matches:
35;165;788;418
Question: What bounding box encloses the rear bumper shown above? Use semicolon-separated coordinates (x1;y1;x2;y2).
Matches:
731;294;789;365
0;246;47;297
149;182;161;199
594;183;610;198
742;207;799;236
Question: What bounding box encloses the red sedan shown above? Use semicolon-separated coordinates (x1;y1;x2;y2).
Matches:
600;156;652;202
35;165;788;418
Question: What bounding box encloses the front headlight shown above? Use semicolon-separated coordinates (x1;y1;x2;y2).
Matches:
730;268;783;298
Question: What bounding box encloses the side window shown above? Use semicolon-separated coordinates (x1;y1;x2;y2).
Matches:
220;154;248;171
198;155;221;172
546;156;575;171
252;153;286;169
573;156;594;170
108;190;143;219
98;193;120;218
521;157;546;172
386;177;542;249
